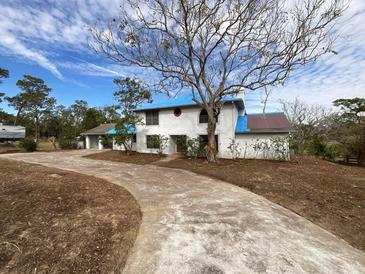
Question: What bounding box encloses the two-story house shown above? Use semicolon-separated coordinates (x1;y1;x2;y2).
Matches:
82;94;291;160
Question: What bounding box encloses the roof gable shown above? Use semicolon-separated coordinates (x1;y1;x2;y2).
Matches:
81;123;116;135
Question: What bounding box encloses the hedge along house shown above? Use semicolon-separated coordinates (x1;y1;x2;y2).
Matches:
93;93;292;160
80;123;116;149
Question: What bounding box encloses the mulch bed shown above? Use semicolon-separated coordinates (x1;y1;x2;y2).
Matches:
85;150;164;165
0;159;142;273
157;157;365;251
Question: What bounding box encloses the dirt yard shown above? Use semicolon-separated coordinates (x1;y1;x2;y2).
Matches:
85;150;164;165
0;141;59;154
0;159;142;273
0;143;20;154
86;151;365;251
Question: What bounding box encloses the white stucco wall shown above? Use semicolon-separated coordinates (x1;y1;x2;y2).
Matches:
235;133;290;160
134;104;238;158
112;139;137;151
85;135;99;149
109;103;290;160
98;138;104;150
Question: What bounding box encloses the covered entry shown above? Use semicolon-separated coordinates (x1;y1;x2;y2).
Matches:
171;135;187;153
80;123;116;150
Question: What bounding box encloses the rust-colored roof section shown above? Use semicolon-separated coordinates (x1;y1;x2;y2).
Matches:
81;123;116;135
247;113;291;133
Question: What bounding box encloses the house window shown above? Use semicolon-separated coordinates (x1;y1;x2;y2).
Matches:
132;134;137;143
174;108;182;117
146;135;160;149
199;109;219;123
199;109;208;123
146;110;159;125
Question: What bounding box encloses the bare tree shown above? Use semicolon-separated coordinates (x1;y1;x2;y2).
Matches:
281;98;331;126
261;86;271;115
91;0;345;162
281;98;332;153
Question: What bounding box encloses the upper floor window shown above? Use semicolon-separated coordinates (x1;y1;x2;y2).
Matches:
146;110;159;125
199;109;219;123
199;109;208;123
174;108;182;117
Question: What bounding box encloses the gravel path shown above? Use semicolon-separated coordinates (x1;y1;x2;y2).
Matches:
2;150;365;274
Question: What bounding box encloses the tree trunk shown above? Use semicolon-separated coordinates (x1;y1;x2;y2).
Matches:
206;112;217;163
359;124;365;166
123;142;131;155
14;107;23;126
35;116;39;143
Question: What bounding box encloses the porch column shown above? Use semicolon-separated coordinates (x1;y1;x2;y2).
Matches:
85;136;91;149
112;137;116;150
98;136;104;150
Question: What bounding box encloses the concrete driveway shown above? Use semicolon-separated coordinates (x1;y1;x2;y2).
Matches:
1;150;365;274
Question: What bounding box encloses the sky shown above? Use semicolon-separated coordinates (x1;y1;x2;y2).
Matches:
0;0;364;114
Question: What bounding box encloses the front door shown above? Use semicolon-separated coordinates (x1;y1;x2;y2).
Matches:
172;135;187;153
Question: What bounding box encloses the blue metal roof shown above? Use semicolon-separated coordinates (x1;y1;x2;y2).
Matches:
134;96;243;111
235;116;251;133
105;125;136;135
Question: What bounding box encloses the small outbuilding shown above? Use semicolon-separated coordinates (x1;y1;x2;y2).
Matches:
0;123;26;141
80;123;115;149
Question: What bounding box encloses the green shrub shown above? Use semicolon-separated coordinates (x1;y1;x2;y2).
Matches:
324;143;345;160
306;136;327;157
19;138;37;152
186;137;205;158
306;136;346;160
227;139;242;160
58;137;77;149
98;136;113;148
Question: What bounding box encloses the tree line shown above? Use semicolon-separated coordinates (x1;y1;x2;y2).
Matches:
1;66;364;165
0;68;120;144
282;98;365;165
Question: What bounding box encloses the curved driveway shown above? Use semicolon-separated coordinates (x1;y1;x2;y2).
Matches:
1;150;365;274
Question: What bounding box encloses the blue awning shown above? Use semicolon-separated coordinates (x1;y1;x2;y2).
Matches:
106;125;136;135
235;116;251;133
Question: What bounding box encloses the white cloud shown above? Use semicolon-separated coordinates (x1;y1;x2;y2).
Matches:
59;61;124;77
0;29;63;79
245;0;365;113
0;0;121;79
0;0;364;109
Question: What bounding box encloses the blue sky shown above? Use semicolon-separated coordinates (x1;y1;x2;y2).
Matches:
0;0;364;114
